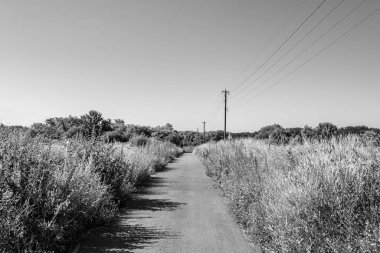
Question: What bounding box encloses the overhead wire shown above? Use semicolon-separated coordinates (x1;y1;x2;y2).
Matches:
229;0;328;95
233;0;378;109
205;0;295;128
208;103;223;122
204;0;316;130
225;0;307;91
205;93;223;119
203;93;224;131
232;0;367;108
230;0;346;105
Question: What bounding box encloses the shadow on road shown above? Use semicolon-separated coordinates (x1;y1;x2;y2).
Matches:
80;223;177;253
80;171;185;252
129;197;184;211
128;175;186;211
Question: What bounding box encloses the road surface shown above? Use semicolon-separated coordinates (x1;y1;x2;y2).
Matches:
80;153;260;253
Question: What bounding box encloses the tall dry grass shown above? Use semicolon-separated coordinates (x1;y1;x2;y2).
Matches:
0;128;182;252
195;137;380;252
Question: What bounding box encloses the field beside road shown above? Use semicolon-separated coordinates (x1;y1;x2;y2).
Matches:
0;128;182;252
195;137;380;252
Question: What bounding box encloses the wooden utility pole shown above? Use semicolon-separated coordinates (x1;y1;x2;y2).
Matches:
202;121;206;141
222;89;230;140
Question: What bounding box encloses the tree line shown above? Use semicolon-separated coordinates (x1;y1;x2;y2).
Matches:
0;110;224;148
234;123;380;145
1;111;379;147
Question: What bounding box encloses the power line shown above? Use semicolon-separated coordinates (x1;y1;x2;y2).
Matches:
207;104;223;127
229;0;328;95
234;0;379;109
205;0;323;130
205;93;223;119
233;0;368;108
225;0;307;91
206;94;224;122
231;0;346;104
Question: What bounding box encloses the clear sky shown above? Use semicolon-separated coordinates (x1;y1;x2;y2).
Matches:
1;0;379;132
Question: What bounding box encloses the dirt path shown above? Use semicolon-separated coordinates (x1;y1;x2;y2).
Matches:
80;153;260;253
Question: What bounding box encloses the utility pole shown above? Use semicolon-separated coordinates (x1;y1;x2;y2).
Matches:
222;89;230;141
202;121;206;141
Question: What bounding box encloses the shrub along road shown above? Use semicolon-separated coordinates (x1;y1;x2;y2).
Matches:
80;153;260;253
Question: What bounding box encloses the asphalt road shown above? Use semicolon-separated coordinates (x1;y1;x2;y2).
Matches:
80;153;260;253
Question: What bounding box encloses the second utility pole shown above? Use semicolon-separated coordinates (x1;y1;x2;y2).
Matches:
202;121;206;141
222;89;230;141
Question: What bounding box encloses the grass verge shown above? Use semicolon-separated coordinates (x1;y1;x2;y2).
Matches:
0;128;182;252
195;137;380;252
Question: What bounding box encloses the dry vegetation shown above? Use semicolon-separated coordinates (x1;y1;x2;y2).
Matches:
0;127;182;252
195;137;380;252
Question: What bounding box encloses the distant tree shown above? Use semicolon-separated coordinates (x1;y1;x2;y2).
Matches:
193;132;204;145
164;123;174;131
64;126;86;138
28;123;61;139
45;117;67;131
232;132;256;139
301;125;316;141
105;128;131;142
269;127;289;145
208;130;224;142
101;118;113;133
315;122;338;140
176;130;209;146
104;119;129;142
0;124;29;133
361;130;380;146
369;128;380;135
339;125;369;136
256;124;283;139
114;119;125;125
167;132;182;146
151;123;177;142
80;110;104;137
126;125;152;137
287;127;302;138
179;131;196;146
45;116;83;132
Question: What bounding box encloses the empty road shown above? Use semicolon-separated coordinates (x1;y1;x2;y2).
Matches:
80;153;260;253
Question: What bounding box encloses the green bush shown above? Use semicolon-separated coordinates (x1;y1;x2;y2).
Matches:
195;137;380;252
